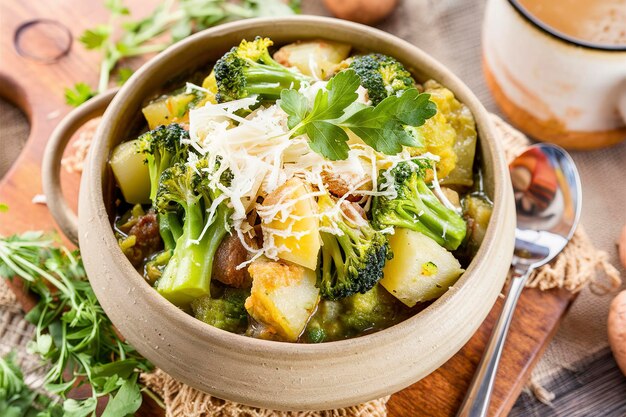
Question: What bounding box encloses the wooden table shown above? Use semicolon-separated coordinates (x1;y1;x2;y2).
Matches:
0;1;576;415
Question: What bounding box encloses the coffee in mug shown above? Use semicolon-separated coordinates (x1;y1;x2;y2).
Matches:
483;0;626;149
518;0;625;47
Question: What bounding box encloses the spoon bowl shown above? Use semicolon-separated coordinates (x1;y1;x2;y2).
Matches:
458;143;582;417
510;144;582;271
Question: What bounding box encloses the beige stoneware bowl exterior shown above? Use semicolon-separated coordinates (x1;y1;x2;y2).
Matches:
75;16;515;410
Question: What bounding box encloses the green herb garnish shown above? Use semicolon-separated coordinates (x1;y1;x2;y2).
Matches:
66;0;300;107
0;352;64;417
64;83;96;107
0;232;154;416
279;70;437;160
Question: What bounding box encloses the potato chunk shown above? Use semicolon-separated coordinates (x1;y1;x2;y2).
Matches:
381;229;464;307
273;40;351;79
245;259;320;341
260;178;321;270
109;139;151;204
142;93;195;129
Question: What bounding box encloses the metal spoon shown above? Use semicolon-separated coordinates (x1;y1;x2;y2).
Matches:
457;143;582;417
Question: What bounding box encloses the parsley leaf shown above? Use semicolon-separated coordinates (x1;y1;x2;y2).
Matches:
116;67;134;85
101;375;142;417
342;89;437;153
280;89;309;129
0;353;64;417
104;0;130;15
279;70;437;160
305;121;350;160
64;83;96;107
0;233;154;417
305;70;359;122
79;25;111;50
73;0;300;100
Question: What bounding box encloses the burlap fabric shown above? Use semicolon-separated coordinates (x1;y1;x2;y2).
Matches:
140;370;389;417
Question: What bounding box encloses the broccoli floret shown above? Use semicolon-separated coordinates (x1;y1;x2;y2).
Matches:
317;194;390;300
135;124;190;250
371;161;467;250
349;53;415;106
153;159;233;307
136;123;190;201
191;287;250;333
214;37;313;103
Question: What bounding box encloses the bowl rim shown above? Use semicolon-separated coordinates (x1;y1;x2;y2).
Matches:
86;15;509;355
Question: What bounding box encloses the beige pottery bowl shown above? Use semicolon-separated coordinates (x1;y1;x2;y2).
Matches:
43;16;515;411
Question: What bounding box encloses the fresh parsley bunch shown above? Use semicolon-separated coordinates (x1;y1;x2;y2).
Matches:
279;70;437;160
0;353;64;417
0;232;154;417
65;0;300;106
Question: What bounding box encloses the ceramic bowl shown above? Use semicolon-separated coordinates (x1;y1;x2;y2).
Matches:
43;16;515;410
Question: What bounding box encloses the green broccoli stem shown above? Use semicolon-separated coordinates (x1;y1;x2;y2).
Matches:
392;178;466;250
244;66;309;99
158;212;182;251
147;153;173;202
319;232;344;298
156;201;230;307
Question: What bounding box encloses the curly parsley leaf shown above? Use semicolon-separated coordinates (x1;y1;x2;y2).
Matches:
64;83;96;107
279;70;437;160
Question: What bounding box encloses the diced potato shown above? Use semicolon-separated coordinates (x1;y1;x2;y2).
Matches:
273;40;351;79
462;194;493;256
109;139;151;204
381;229;464;307
261;178;321;270
142;93;195;129
245;259;320;341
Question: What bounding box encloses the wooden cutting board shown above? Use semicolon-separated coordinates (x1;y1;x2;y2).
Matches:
0;1;576;415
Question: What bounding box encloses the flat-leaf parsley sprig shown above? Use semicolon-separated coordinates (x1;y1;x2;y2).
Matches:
0;352;64;417
65;0;300;106
0;232;154;417
279;70;437;160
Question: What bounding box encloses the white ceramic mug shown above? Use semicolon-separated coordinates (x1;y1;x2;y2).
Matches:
483;0;626;150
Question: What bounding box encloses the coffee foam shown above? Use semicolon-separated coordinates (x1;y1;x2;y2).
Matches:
518;0;626;47
590;6;626;46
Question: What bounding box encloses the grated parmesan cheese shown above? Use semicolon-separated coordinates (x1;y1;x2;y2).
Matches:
185;83;443;263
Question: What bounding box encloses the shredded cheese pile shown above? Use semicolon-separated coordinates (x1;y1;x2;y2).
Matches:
186;82;441;263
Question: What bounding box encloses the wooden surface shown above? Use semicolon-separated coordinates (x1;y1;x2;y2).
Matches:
0;1;577;416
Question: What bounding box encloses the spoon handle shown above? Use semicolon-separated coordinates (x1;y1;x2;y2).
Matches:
456;268;531;417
